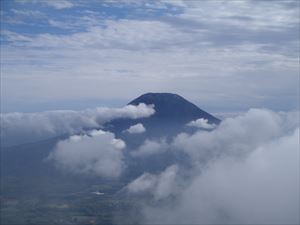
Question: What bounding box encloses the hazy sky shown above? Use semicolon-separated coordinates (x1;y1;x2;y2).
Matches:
1;0;299;112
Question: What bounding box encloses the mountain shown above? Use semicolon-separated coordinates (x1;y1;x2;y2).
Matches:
104;93;220;139
129;93;220;123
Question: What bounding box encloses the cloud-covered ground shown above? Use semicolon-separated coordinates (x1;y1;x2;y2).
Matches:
0;103;154;146
43;107;299;223
1;103;298;223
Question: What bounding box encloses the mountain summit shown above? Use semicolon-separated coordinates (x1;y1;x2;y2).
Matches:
105;93;220;138
129;93;220;123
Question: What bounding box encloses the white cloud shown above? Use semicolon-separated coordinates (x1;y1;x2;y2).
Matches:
125;123;146;134
126;173;157;193
173;109;298;164
48;19;73;29
142;128;299;224
131;138;168;157
44;0;75;9
0;103;154;146
16;0;75;9
212;111;244;120
2;1;298;111
131;109;299;161
3;20;181;49
126;165;179;201
124;109;299;224
165;0;299;31
11;9;45;17
126;109;298;163
48;130;125;178
186;118;216;129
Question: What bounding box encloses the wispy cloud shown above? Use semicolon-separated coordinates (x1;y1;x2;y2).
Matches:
10;8;45;17
16;0;76;10
1;0;299;112
43;0;75;9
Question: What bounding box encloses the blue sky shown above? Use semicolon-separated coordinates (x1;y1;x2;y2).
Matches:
1;0;299;112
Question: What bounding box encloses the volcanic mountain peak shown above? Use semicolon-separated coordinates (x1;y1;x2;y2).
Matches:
105;93;220;138
128;92;220;123
129;92;186;105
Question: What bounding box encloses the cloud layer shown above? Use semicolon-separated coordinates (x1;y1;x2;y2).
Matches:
1;0;298;112
141;128;299;224
124;109;299;224
0;103;154;147
173;109;292;164
2;103;298;223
